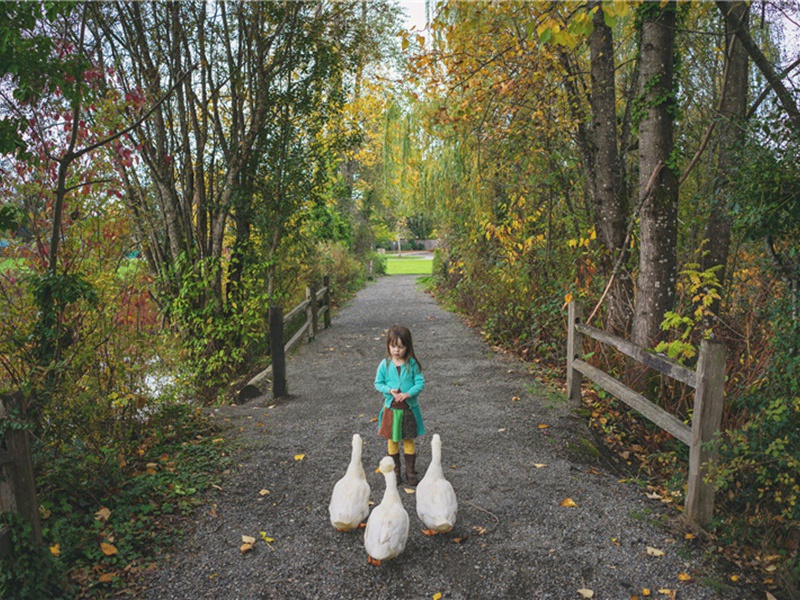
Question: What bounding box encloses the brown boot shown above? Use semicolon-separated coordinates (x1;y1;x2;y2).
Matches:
390;453;402;483
404;453;418;486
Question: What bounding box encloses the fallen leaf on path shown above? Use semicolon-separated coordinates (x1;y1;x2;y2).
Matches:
646;546;665;557
240;542;254;554
473;526;488;535
684;533;696;540
100;542;117;556
404;487;415;494
259;489;270;496
538;423;550;429
611;537;620;546
729;575;739;582
50;544;60;557
370;417;378;422
642;589;651;596
95;507;111;522
98;573;114;583
212;437;224;444
512;395;520;402
242;535;256;544
259;531;276;550
577;589;594;598
533;463;547;468
453;535;467;543
646;492;661;500
433;593;442;600
678;572;692;581
657;590;676;599
766;593;777;600
294;453;306;461
560;498;578;507
212;484;223;491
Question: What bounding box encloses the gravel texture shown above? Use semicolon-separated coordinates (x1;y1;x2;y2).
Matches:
142;274;760;600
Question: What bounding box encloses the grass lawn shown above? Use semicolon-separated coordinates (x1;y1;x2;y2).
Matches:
385;254;434;276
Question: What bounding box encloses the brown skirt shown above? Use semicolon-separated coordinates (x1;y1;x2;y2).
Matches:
378;407;418;441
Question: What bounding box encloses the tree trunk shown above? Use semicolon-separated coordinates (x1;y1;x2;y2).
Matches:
717;0;800;135
702;1;749;321
589;1;631;336
632;3;679;349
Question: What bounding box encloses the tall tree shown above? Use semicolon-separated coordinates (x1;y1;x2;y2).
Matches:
716;0;800;135
587;1;631;335
632;2;679;348
701;1;749;319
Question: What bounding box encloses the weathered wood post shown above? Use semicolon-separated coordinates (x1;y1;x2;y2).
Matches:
685;338;726;526
305;286;315;341
269;306;287;398
309;282;319;338
566;301;584;406
323;275;331;329
0;392;42;556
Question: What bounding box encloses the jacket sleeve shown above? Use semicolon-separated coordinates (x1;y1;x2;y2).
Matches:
374;360;393;401
404;360;425;398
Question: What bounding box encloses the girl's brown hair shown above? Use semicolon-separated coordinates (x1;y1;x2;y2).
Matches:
385;324;422;371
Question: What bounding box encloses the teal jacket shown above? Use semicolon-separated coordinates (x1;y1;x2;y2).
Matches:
374;358;426;436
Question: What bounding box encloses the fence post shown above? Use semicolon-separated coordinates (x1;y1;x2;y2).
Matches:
685;338;726;526
305;286;314;341
309;283;319;338
323;275;331;329
566;301;584;406
0;392;42;550
269;306;287;398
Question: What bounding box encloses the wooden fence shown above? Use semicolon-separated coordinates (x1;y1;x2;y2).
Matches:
566;301;726;527
0;391;42;560
239;276;331;401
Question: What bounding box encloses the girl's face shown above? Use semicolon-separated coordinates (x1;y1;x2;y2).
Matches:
389;339;407;361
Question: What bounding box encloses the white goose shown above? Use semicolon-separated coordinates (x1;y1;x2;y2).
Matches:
364;455;409;566
328;434;371;532
416;434;457;535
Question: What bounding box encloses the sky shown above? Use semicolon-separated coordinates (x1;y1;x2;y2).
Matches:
400;0;429;32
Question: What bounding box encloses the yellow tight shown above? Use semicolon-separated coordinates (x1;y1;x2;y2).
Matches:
388;439;415;455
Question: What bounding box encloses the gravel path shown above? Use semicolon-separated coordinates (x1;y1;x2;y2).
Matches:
143;275;757;600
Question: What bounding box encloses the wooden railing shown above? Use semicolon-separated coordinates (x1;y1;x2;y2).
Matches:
566;301;726;527
0;391;42;559
239;276;332;401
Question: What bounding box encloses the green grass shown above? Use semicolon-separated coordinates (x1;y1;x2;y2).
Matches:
385;255;433;275
0;257;20;272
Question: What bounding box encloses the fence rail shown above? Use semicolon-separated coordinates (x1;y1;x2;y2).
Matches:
239;276;332;401
566;301;726;527
0;391;42;560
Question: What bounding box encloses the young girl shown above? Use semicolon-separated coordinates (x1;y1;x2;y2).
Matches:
374;324;425;485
